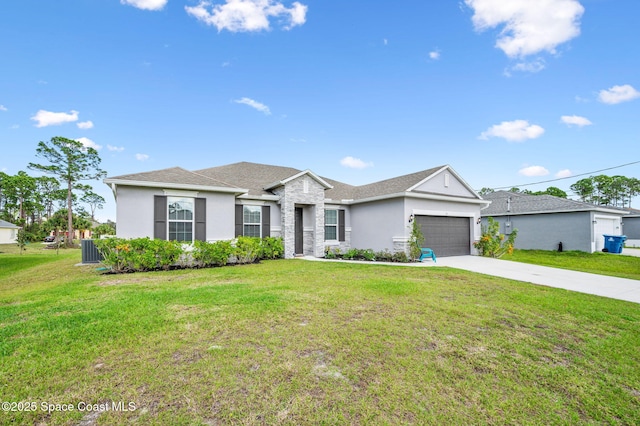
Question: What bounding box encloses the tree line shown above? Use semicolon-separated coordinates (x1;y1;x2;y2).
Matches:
1;137;114;246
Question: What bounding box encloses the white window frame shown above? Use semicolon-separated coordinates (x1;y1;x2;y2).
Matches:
167;196;194;242
324;209;338;241
243;205;262;237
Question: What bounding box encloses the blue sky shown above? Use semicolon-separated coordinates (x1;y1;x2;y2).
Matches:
1;0;639;222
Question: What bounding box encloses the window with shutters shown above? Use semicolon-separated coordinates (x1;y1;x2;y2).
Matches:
168;197;194;242
243;205;261;237
325;209;338;240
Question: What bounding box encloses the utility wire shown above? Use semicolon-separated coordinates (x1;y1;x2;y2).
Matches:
489;160;640;191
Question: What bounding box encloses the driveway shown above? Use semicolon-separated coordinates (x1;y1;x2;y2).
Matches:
303;253;640;304
435;256;640;304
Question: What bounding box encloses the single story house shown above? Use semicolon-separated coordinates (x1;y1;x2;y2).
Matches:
104;162;489;258
622;208;640;247
481;191;628;253
0;219;20;244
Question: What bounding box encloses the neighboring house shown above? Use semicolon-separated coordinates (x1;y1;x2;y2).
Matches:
622;208;640;247
0;219;20;244
104;162;489;258
481;191;628;253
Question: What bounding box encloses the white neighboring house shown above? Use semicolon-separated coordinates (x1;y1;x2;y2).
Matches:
0;219;20;244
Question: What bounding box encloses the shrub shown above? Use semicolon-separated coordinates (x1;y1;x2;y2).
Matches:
360;249;376;261
260;237;284;260
324;247;341;259
342;248;360;260
233;236;262;264
474;217;518;258
192;240;234;267
375;249;394;262
392;251;409;263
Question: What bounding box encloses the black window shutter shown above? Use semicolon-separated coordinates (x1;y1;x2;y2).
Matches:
338;209;345;242
261;206;270;238
154;195;167;240
235;205;243;237
195;198;206;241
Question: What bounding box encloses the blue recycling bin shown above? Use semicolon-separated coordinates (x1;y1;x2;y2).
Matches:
603;235;626;254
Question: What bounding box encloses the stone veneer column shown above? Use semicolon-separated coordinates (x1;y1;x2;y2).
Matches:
273;175;325;259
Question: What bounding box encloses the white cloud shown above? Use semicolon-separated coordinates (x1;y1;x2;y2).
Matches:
77;120;94;129
598;84;640;105
120;0;167;11
234;97;271;115
76;137;102;151
0;105;7;111
519;165;549;177
510;58;546;74
555;169;572;178
465;0;584;58
479;119;545;142
429;50;440;60
383;38;388;46
107;145;125;152
136;153;150;161
30;110;79;128
561;115;592;127
185;0;308;32
340;156;373;169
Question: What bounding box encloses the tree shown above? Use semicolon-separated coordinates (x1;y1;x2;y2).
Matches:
35;176;64;221
478;187;495;196
93;222;116;238
79;187;106;221
532;186;567;198
28;137;106;248
570;178;595;203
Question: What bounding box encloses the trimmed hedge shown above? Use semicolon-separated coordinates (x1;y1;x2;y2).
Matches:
94;236;284;273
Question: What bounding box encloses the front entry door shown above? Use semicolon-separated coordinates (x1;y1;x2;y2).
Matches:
294;207;303;255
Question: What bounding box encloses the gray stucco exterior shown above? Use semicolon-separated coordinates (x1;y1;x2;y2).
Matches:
105;162;488;259
115;186;238;241
485;211;592;252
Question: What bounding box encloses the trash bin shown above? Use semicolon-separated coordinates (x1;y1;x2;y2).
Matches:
603;235;626;254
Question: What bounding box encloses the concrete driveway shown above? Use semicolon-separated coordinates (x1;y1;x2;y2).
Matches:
435;255;640;304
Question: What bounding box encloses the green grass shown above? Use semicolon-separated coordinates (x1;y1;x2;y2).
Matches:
1;249;640;425
504;249;640;280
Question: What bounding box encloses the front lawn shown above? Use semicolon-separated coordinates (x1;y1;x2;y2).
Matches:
1;250;639;425
504;249;640;280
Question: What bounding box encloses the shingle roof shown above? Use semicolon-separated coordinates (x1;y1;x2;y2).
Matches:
0;219;19;228
106;162;456;201
106;167;237;189
194;162;306;196
482;190;628;216
353;166;444;200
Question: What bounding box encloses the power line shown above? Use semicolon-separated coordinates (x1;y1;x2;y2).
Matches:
489;160;640;191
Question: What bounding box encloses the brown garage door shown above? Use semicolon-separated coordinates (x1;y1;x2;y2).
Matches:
415;216;470;257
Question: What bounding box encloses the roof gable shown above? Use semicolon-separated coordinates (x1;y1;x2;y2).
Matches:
408;166;481;199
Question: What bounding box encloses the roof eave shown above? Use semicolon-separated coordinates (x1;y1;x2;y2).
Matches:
349;191;491;206
103;178;247;195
